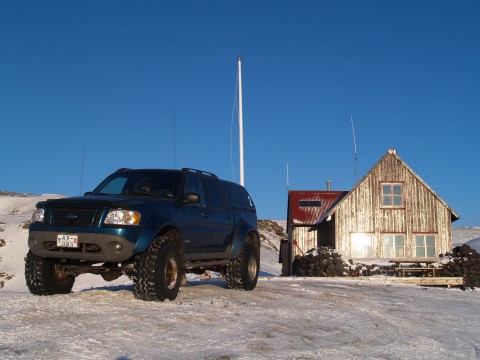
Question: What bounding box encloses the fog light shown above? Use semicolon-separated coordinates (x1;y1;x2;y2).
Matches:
28;237;38;247
108;241;123;252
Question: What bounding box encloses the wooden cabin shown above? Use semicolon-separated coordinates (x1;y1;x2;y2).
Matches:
287;149;459;260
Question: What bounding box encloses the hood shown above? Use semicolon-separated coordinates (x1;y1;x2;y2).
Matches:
36;195;171;209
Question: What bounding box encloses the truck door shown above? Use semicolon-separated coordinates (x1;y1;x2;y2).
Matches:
204;178;234;253
178;174;211;255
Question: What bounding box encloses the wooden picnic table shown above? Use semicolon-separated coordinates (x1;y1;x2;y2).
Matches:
388;258;441;277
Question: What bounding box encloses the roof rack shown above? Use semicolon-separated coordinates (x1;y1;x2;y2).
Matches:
181;168;218;178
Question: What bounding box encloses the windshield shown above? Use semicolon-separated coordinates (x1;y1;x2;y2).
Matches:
91;170;183;199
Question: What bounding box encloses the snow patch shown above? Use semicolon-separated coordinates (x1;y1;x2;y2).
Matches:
1;194;480;359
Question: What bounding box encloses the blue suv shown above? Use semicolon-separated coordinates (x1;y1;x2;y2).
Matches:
26;168;259;301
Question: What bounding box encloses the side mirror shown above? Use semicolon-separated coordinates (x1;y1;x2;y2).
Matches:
184;193;200;204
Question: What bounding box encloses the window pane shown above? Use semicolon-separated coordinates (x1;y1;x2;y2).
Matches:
100;177;128;194
384;235;393;247
206;179;226;209
382;185;391;195
394;235;404;246
427;247;436;257
393;185;402;195
384;246;394;258
393;195;402;206
352;234;373;258
363;246;373;258
416;236;425;246
383;196;391;206
397;248;405;257
184;176;207;207
416;247;425;257
426;235;435;247
384;235;393;258
299;200;322;207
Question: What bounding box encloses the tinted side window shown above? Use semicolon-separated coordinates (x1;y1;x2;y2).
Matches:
223;181;255;209
183;175;207;207
205;178;227;210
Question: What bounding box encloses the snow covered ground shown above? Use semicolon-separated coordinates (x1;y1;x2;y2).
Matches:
452;227;480;250
1;194;480;359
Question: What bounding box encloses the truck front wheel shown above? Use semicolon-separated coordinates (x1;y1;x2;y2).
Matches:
226;242;259;291
25;250;75;295
133;235;182;301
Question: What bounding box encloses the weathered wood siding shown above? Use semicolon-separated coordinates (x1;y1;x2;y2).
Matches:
335;154;453;258
291;226;317;257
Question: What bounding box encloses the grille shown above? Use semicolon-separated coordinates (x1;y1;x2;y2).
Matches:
51;208;99;227
45;241;102;254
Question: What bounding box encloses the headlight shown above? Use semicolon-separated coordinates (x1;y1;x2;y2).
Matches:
104;210;141;226
31;208;45;223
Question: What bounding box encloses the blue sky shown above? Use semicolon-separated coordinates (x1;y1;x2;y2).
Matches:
1;1;479;226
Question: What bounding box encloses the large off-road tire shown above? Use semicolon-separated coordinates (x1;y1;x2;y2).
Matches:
226;242;260;291
133;235;182;301
24;250;75;295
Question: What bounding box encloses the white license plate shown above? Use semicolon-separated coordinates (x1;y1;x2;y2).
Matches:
57;234;79;248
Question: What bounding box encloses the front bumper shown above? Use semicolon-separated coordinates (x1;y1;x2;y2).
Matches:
28;230;137;262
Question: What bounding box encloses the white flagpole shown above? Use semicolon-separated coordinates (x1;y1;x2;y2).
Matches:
238;57;244;186
287;163;290;192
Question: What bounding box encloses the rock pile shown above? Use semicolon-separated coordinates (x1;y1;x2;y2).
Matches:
348;262;384;277
439;244;480;288
291;247;384;277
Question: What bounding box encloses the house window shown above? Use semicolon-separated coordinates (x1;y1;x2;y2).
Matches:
381;183;403;208
415;235;436;257
383;234;405;258
299;200;322;207
351;233;374;258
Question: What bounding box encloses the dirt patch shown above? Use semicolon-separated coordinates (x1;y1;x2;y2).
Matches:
0;272;14;289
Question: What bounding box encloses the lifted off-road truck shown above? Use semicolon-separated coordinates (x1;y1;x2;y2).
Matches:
26;168;259;301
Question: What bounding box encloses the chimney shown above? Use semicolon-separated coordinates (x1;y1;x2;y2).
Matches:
326;180;332;191
388;149;397;155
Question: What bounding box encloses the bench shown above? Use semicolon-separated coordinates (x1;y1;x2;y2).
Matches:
394;266;442;277
353;276;464;288
389;258;441;278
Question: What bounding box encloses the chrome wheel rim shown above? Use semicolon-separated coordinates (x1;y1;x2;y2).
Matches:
165;258;178;290
247;255;257;280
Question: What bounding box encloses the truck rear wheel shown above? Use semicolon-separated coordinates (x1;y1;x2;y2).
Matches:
133;235;182;301
226;242;259;291
25;250;75;295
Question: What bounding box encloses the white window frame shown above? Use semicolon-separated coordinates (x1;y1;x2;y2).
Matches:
381;182;404;208
414;234;436;257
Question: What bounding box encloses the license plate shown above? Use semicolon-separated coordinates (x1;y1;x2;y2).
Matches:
57;234;79;248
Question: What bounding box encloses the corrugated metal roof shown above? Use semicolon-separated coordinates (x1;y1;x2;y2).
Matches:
288;190;348;225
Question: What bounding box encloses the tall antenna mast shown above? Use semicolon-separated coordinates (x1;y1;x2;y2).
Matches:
350;115;358;183
286;163;290;192
238;57;244;186
173;108;176;169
